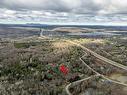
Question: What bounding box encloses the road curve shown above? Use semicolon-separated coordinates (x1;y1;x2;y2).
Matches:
65;55;127;95
67;40;127;71
80;58;127;86
66;75;100;95
65;40;127;95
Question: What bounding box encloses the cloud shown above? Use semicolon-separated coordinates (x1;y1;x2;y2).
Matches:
0;0;127;24
0;8;127;24
0;0;127;14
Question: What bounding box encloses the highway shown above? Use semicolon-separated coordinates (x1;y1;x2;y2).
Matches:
66;56;127;95
67;40;127;71
65;40;127;95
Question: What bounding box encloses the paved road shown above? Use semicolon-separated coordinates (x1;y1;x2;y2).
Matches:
65;40;127;95
80;58;127;86
66;55;127;95
67;40;127;71
66;56;127;95
66;75;99;95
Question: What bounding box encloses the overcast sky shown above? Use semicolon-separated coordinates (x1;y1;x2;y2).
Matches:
0;0;127;25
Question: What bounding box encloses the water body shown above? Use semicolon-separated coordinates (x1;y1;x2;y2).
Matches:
42;31;127;38
66;31;124;38
68;32;121;36
1;27;124;39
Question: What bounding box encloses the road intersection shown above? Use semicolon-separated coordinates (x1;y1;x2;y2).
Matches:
65;40;127;95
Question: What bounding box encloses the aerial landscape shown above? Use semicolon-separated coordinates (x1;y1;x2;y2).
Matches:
0;0;127;95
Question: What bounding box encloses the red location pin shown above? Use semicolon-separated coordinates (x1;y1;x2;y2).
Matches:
59;65;69;75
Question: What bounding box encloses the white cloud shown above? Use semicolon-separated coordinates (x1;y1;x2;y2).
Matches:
0;0;127;24
1;0;127;14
